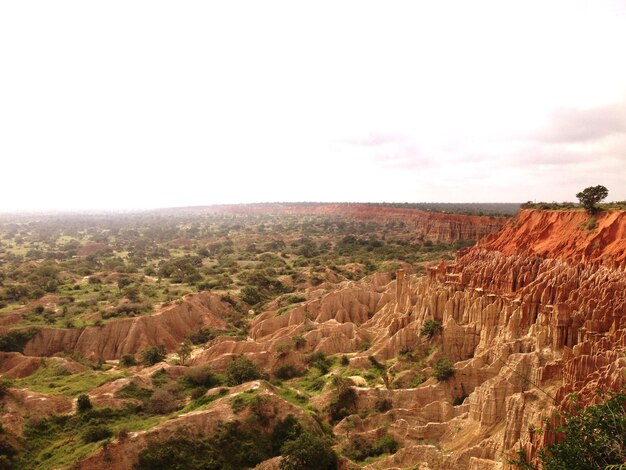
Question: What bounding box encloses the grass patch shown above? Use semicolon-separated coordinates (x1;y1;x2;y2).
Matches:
14;361;128;397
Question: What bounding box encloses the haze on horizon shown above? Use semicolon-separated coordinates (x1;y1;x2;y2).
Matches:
1;0;625;212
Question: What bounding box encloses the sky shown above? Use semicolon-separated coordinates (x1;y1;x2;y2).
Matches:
1;1;625;211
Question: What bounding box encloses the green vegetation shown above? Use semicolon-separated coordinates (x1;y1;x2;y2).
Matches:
0;328;39;352
342;433;399;462
433;359;455;381
576;185;609;214
280;432;337;470
13;361;127;396
420;319;442;339
329;377;358;423
226;356;263;386
511;390;626;470
0;209;475;332
134;415;335;470
77;394;92;413
141;346;166;366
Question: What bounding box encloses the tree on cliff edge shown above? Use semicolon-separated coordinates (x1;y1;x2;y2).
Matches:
576;185;608;213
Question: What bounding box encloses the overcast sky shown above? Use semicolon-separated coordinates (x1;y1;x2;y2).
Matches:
1;1;625;211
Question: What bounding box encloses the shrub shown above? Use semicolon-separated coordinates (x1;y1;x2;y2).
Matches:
420;319;442;339
141;346;167;366
274;364;301;380
148;388;178;414
77;394;92;413
186;327;214;345
368;355;385;371
340;355;350;366
375;398;392;413
329;386;357;423
0;380;11;399
372;434;399;455
115;382;153;402
119;354;136;367
240;286;262;305
343;433;398;461
183;365;221;388
292;336;306;350
307;352;332;375
82;425;113;443
280;432;338;470
135;431;221;469
433;359;455;381
270;415;303;453
343;435;373;461
226;356;262;386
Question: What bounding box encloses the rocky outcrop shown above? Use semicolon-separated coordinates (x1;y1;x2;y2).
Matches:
22;292;231;360
479;209;626;264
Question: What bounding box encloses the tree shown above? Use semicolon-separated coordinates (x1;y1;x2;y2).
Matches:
177;339;193;366
576;185;608;213
77;394;92;413
280;433;338;470
538;390;626;469
226;356;262;386
141;345;167;366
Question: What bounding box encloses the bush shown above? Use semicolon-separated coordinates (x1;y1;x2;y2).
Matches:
115;382;153;402
270;415;303;453
292;336;306;350
280;432;337;470
82;425;113;443
538;390;626;470
186;327;214;345
329;386;357;423
375;398;392;413
274;364;301;380
183;365;221;388
141;346;167;366
226;356;262;386
77;394;92;413
135;431;221;469
119;354;136;367
307;352;332;375
148;388;178;414
433;359;455;381
343;433;398;461
0;328;40;352
420;319;442;339
0;380;11;399
372;434;399;455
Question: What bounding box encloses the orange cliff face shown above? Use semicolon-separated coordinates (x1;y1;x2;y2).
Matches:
479;209;626;264
209;203;508;243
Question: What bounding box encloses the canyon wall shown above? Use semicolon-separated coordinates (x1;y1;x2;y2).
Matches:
22;292;231;360
196;203;509;243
